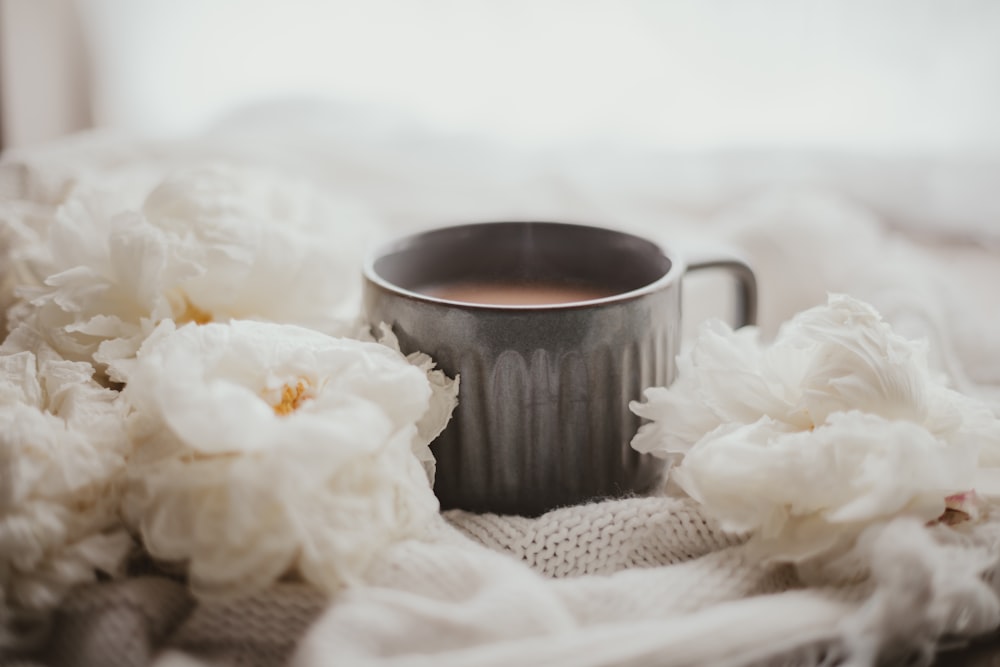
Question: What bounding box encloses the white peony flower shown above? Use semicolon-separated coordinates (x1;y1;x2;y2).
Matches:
360;322;459;481
631;294;1000;561
0;335;132;647
0;199;59;338
673;413;977;560
120;320;455;597
11;164;379;380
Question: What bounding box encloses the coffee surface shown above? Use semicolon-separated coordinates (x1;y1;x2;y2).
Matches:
422;281;617;305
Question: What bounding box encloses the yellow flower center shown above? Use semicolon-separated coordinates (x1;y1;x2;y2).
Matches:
272;380;309;416
176;295;213;326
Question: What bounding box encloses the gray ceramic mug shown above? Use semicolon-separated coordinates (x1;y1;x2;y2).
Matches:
362;221;756;516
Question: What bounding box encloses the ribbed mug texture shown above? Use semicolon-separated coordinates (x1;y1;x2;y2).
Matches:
436;329;675;515
363;222;680;516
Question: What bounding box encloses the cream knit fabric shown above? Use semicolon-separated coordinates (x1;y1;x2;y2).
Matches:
9;496;1000;667
295;498;1000;667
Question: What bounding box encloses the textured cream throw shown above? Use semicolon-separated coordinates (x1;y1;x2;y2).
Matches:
14;496;1000;667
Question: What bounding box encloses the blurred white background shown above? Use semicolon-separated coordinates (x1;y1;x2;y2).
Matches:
3;0;1000;157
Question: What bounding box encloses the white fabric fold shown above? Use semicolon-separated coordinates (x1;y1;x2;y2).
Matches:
293;500;1000;667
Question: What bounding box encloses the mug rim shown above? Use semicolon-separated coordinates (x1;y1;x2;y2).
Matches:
362;220;683;312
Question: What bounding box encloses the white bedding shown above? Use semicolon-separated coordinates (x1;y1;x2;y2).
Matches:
3;103;1000;666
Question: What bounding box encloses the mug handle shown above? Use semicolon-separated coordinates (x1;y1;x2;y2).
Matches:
683;250;758;328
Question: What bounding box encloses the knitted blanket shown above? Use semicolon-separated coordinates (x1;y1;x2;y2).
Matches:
16;497;1000;667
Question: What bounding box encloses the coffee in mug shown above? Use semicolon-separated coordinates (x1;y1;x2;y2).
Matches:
421;281;616;306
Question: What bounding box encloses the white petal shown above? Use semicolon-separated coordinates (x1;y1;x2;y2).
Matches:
0;347;132;618
122;320;454;597
634;294;999;561
793;295;930;426
12;165;379;371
